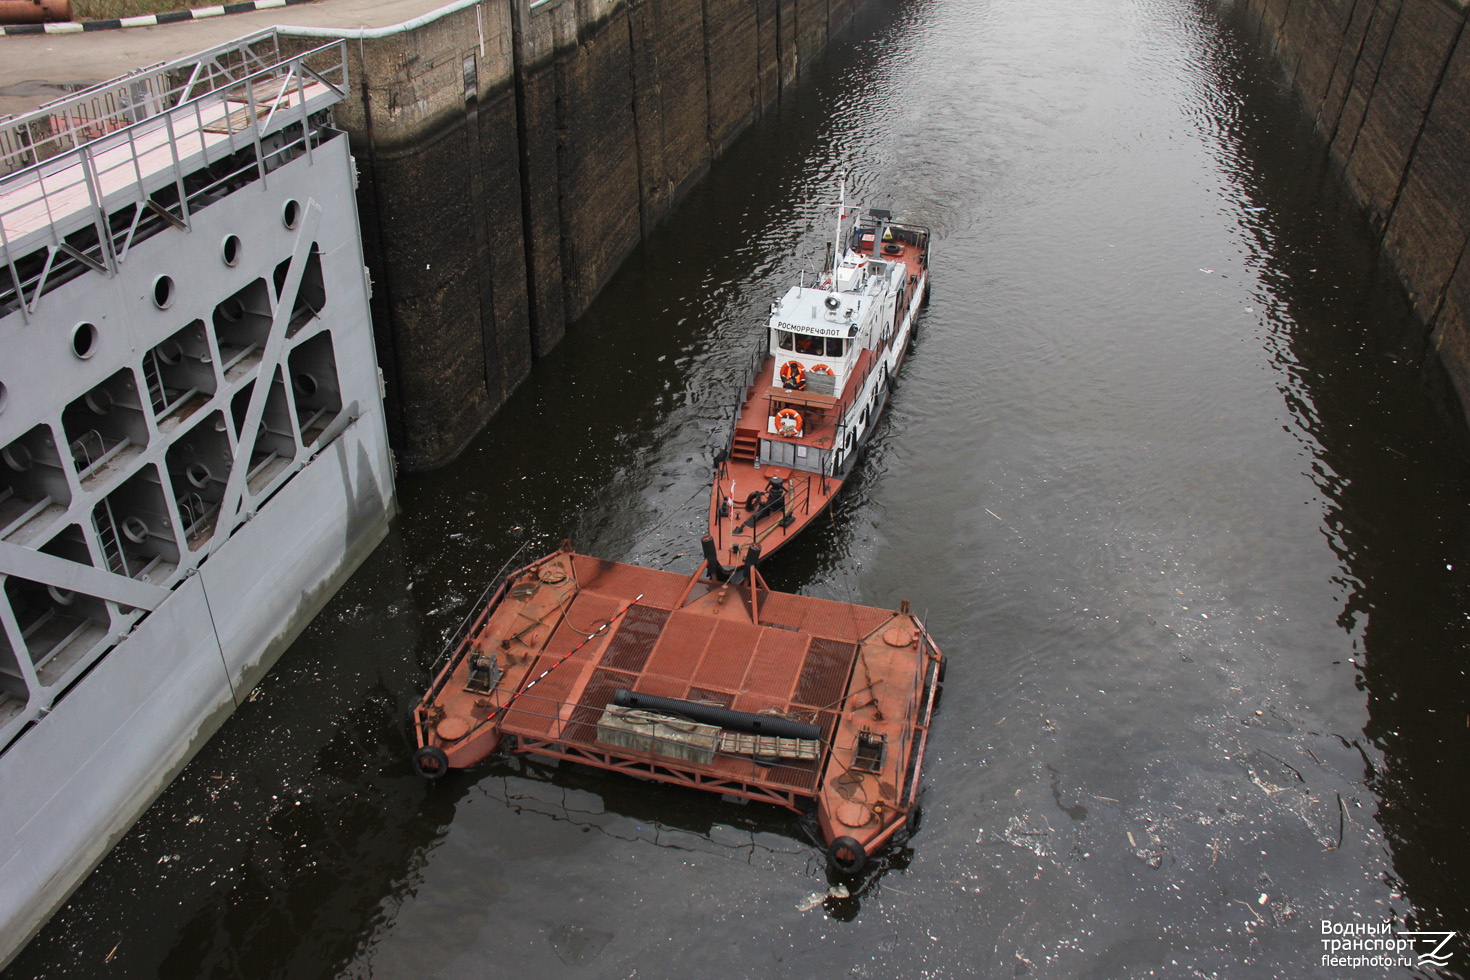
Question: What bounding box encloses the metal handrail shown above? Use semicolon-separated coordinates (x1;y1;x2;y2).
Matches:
1;40;344;193
0;124;321;318
0;39;346;321
0;30;294;175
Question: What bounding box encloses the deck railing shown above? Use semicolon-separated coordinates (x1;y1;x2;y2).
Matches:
0;31;294;177
712;465;823;547
0;30;348;323
423;541;540;695
721;336;769;459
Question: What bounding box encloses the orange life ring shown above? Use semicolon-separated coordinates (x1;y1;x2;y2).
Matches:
809;364;834;375
776;408;803;436
780;361;807;390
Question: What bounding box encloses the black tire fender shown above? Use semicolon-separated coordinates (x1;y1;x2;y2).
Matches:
412;745;450;780
745;490;764;511
828;835;867;874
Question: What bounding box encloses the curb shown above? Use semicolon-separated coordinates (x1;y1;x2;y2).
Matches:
1;0;315;35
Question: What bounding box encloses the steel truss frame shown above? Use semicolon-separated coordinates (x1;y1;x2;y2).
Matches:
511;736;815;813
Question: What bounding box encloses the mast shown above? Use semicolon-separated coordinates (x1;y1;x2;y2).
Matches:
830;172;847;290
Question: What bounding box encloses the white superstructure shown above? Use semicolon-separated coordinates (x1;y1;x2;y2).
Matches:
0;31;395;967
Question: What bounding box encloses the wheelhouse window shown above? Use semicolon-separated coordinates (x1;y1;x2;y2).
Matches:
795;334;823;355
775;329;794;351
825;336;846;358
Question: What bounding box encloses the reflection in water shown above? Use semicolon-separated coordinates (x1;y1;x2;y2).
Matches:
6;0;1470;977
1198;1;1470;955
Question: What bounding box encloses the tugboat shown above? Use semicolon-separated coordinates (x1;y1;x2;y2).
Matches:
411;544;943;872
705;177;930;576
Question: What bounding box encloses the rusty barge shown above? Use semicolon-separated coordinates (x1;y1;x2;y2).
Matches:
411;545;943;872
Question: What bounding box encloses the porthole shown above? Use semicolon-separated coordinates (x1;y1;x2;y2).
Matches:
217;298;244;323
0;380;7;414
72;322;98;359
153;275;175;309
186;463;212;489
222;234;242;267
283;199;300;230
47;585;77;606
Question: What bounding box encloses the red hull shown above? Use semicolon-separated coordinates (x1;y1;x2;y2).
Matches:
707;218;930;569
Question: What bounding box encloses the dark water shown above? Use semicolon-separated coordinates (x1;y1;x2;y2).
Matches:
9;0;1470;977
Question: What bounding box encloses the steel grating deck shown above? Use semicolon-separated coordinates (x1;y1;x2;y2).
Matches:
497;572;871;796
415;548;945;860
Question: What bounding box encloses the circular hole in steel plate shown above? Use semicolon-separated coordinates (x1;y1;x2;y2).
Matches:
73;322;99;359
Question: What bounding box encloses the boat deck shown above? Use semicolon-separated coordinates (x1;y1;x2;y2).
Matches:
415;548;943;863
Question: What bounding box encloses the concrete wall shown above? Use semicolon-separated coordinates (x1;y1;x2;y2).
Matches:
1241;0;1470;424
290;0;868;470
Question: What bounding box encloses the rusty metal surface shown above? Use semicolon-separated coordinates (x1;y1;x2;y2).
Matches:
489;560;881;796
563;668;636;746
795;638;859;710
498;592;620;736
436;550;939;831
642;610;716;682
739;628;810;701
0;0;68;24
599;605;669;673
692;619;764;690
758;588;894;642
571;554;688;609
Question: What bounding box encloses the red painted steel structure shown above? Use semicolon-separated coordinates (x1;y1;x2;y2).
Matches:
411;545;944;870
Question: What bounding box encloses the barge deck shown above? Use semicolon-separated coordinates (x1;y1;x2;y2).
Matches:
413;545;943;871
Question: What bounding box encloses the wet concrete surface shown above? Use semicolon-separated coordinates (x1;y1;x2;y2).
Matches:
5;0;1470;976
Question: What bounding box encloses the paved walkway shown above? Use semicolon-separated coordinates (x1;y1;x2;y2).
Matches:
0;0;448;117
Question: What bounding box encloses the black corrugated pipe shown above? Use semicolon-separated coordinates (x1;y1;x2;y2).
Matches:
612;689;821;741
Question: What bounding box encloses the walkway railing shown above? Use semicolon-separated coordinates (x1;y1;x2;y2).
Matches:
0;31;289;177
0;30;348;323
